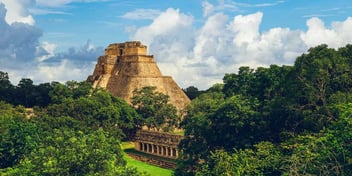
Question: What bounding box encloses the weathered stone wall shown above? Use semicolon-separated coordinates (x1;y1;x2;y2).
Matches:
134;130;183;159
105;41;147;56
87;41;190;111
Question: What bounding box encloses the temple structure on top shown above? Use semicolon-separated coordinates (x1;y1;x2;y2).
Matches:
87;41;190;111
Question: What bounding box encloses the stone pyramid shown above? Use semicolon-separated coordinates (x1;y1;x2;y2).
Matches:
87;41;190;111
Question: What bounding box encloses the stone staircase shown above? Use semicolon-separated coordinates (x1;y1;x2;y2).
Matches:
126;151;177;169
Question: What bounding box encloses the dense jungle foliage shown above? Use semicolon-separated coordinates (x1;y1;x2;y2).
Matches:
176;44;352;175
0;81;150;175
1;44;352;175
0;72;179;175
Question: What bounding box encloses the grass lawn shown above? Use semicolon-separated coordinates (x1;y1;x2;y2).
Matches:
121;142;174;176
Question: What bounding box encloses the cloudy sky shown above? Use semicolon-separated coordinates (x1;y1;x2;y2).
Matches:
0;0;352;89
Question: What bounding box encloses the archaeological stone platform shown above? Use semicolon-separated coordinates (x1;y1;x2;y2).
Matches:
87;41;190;111
134;130;183;159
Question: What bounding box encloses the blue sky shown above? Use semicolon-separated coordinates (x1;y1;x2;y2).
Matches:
34;0;352;50
1;0;352;89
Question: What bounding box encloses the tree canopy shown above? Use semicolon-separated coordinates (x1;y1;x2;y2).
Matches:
131;86;179;132
0;80;146;175
176;44;352;176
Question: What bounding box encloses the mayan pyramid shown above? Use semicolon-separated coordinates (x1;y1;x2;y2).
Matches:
87;41;190;111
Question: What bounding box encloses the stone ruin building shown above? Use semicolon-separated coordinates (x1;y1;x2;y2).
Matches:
123;130;183;169
87;41;189;167
134;130;183;159
87;41;190;111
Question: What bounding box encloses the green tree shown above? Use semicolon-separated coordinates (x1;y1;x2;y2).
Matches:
0;128;147;176
207;95;260;150
44;89;139;139
183;86;203;100
32;82;54;107
131;86;178;132
0;73;55;107
281;103;352;175
177;93;261;175
0;71;15;104
197;142;282;176
252;65;297;142
223;66;255;97
49;81;91;103
177;44;352;176
292;44;352;131
30;129;125;175
176;92;224;175
206;83;224;93
0;102;42;169
15;78;35;107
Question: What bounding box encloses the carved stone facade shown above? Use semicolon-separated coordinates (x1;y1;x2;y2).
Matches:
87;41;190;111
134;130;183;159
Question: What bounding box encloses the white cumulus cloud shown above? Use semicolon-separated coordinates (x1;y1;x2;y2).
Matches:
230;12;262;46
202;1;214;17
0;0;35;25
36;42;57;62
129;8;352;89
131;8;197;86
0;2;42;68
35;59;95;83
301;17;352;48
0;2;102;85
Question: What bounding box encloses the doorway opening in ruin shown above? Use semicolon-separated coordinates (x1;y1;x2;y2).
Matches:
119;48;123;56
